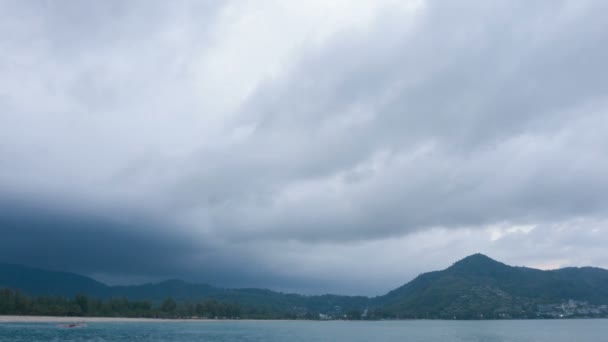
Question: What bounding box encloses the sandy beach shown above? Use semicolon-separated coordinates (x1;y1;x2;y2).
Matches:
0;315;213;323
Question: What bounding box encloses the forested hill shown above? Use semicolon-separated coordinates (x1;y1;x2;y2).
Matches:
377;253;608;318
2;254;608;319
0;263;108;298
0;263;369;318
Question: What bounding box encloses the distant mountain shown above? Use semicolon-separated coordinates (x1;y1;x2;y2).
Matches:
0;263;108;298
0;263;368;316
2;254;608;319
376;253;608;318
111;279;220;301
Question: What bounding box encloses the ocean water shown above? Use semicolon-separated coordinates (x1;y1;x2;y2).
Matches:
0;319;606;342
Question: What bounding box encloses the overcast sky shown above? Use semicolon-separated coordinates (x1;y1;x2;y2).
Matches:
1;0;608;295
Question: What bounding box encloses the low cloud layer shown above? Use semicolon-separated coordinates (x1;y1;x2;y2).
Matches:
1;0;607;295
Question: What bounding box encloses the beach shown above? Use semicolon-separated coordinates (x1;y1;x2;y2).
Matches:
0;315;208;323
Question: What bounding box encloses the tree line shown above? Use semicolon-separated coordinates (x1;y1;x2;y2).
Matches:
0;287;389;320
0;288;241;319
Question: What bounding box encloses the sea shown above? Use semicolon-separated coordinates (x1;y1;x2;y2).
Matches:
0;319;606;342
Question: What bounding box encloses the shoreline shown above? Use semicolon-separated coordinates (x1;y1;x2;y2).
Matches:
1;315;607;323
0;315;240;323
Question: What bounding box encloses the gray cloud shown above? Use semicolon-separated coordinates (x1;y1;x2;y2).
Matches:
168;0;608;242
1;0;607;295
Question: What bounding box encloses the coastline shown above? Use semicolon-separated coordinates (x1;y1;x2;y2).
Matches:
2;315;607;323
0;315;223;323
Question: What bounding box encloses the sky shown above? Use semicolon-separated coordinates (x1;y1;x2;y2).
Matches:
1;0;608;296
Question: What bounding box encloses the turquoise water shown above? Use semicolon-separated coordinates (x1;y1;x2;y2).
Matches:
1;320;607;341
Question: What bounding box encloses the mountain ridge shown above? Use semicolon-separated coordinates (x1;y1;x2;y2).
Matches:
2;254;608;319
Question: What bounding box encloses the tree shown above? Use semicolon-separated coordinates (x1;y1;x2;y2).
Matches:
0;288;14;313
347;309;362;320
14;290;29;313
75;294;89;314
161;298;177;313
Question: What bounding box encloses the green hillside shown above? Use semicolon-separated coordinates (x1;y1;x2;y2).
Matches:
0;263;367;318
376;254;608;319
2;254;608;319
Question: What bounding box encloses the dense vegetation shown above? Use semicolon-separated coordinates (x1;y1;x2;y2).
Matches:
0;264;369;318
378;254;608;319
0;288;241;319
2;254;608;320
0;288;375;319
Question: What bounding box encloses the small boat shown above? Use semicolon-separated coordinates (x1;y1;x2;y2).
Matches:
57;323;87;329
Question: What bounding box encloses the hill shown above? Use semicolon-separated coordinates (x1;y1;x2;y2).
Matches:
376;253;608;318
2;254;608;319
0;263;368;318
0;263;108;298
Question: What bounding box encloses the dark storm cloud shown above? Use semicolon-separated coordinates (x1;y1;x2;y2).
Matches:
1;0;608;294
0;194;323;290
0;194;196;278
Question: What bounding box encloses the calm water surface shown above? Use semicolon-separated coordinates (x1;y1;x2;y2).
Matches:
1;320;606;342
